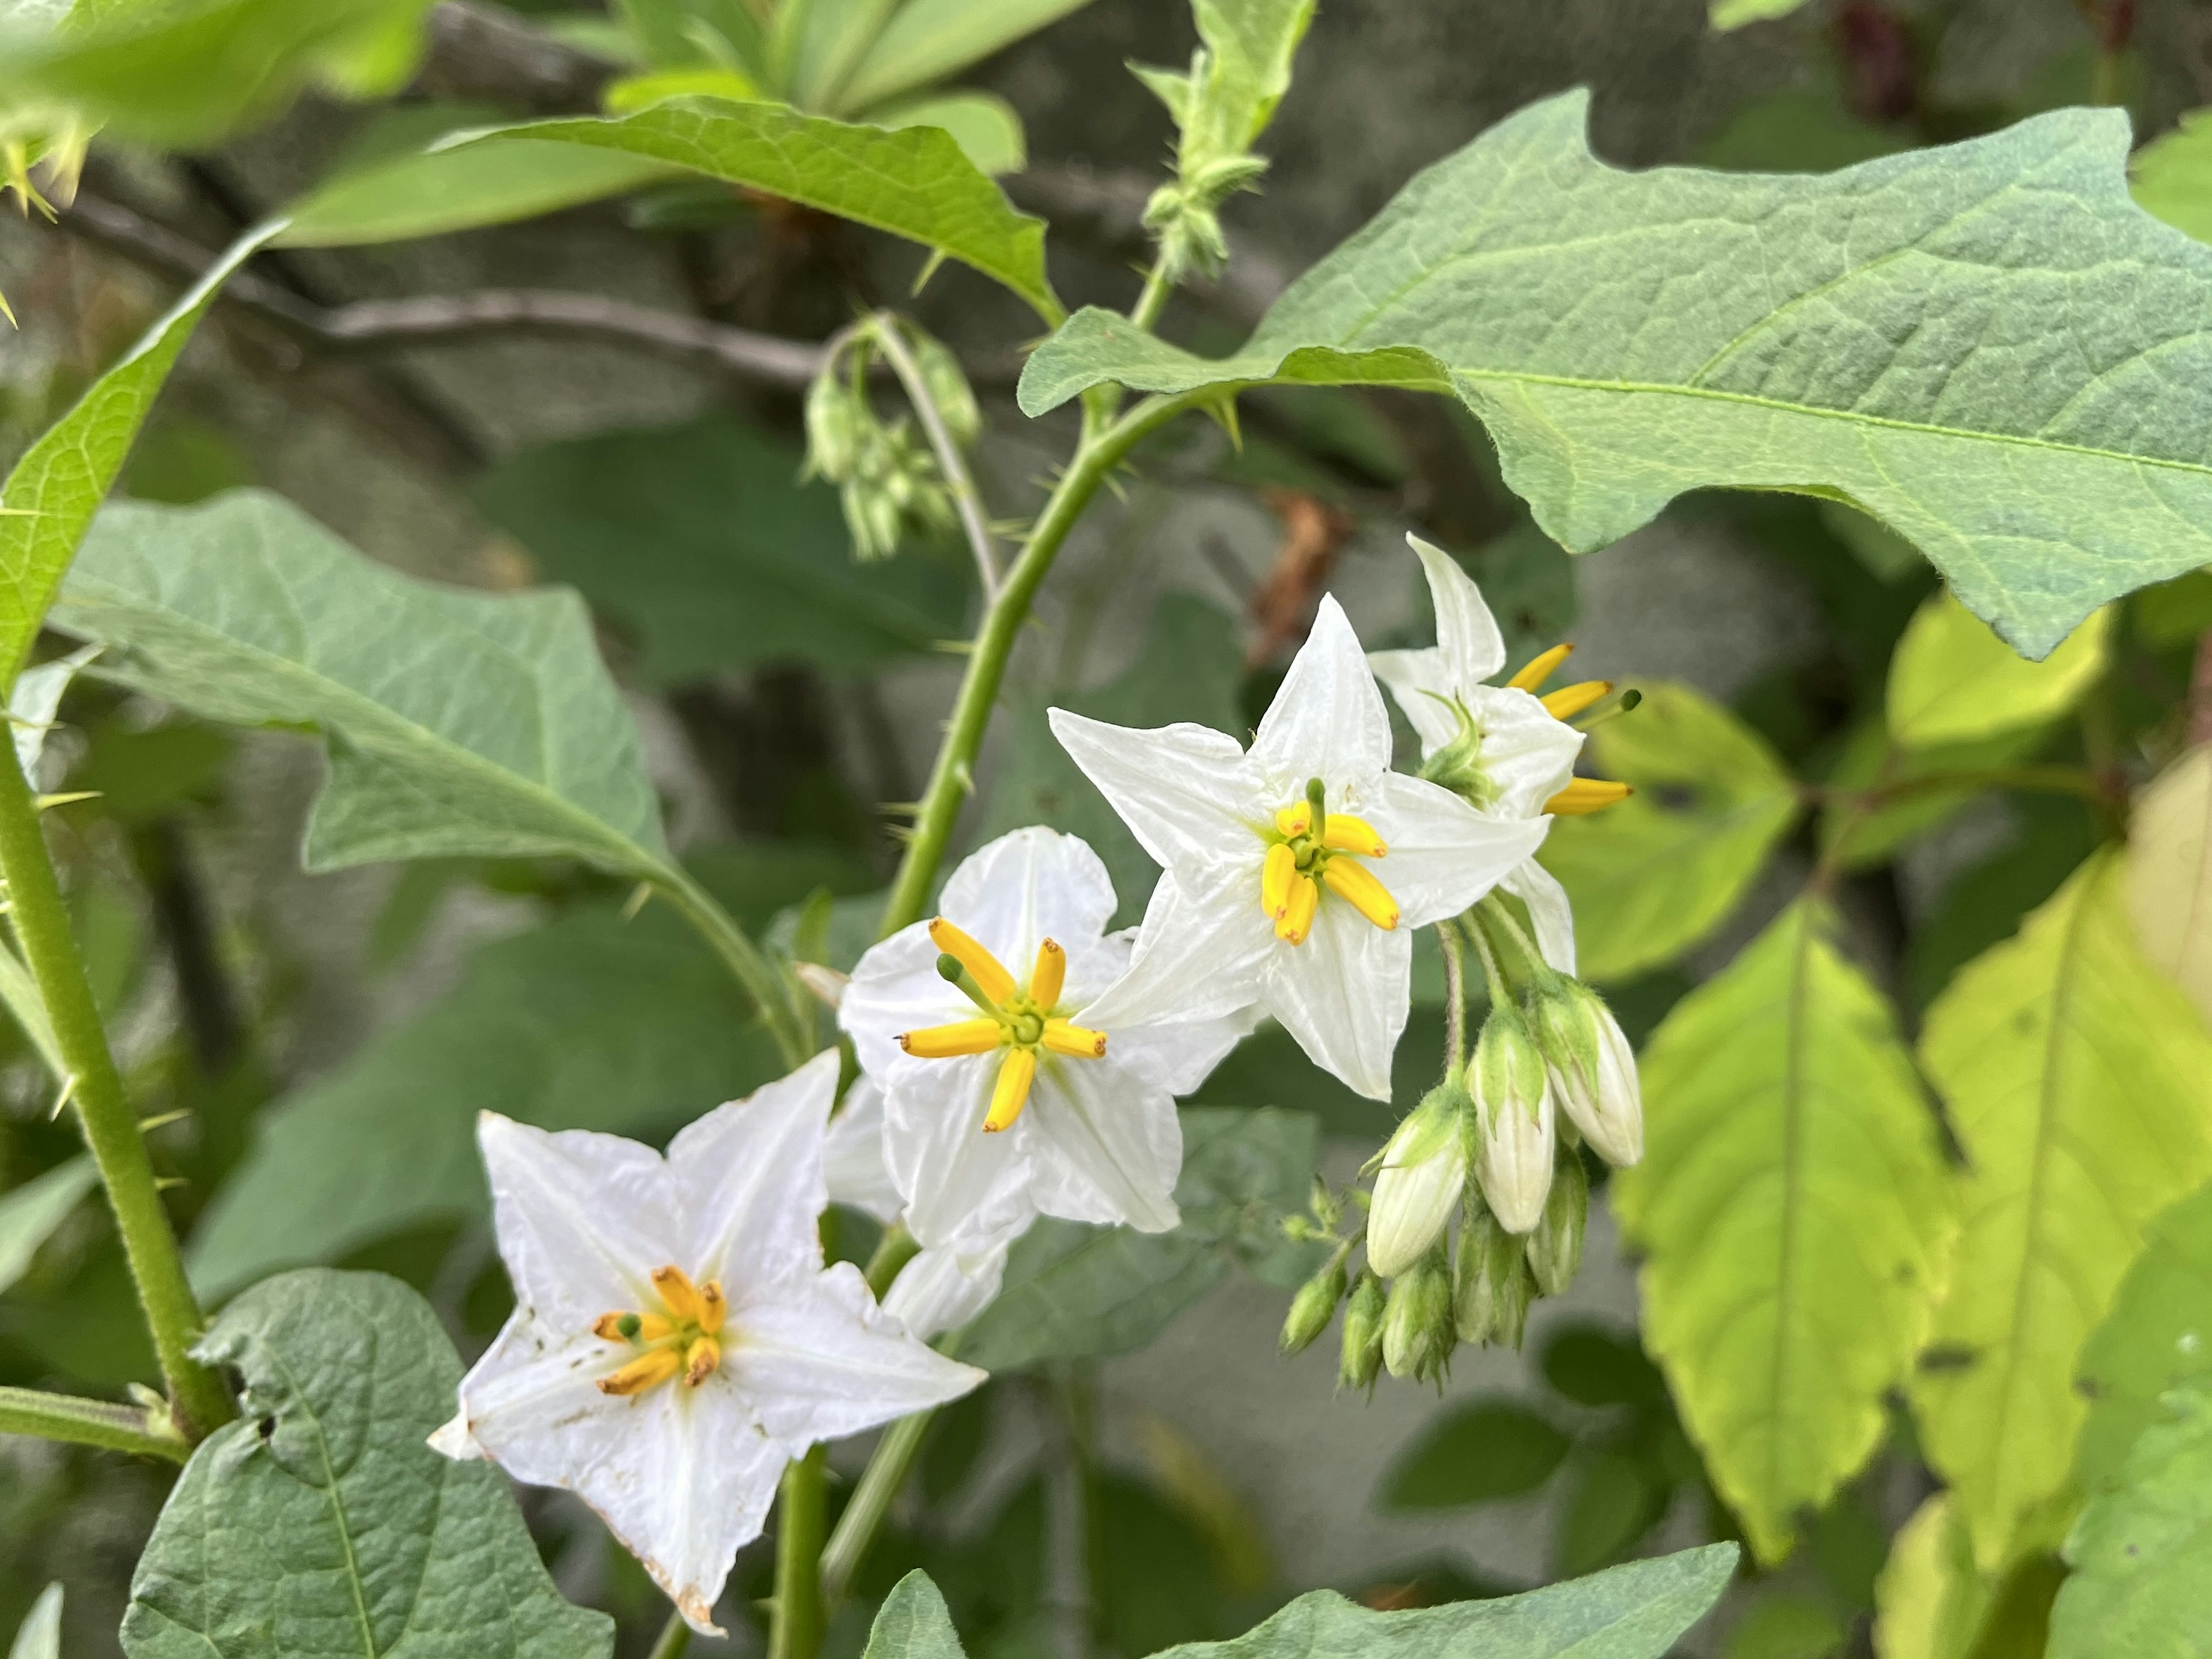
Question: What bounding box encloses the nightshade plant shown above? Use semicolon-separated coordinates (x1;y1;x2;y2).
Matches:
2;0;2212;1656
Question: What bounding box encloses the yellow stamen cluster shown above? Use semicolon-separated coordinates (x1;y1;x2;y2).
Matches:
897;918;1106;1135
594;1265;727;1397
1509;642;1637;819
1260;783;1399;945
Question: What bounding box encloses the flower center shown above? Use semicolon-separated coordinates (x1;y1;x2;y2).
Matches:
1260;778;1399;945
594;1264;726;1397
896;919;1107;1135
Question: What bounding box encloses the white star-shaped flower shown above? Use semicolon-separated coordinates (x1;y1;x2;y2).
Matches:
1368;535;1596;973
1051;594;1548;1101
430;1051;982;1635
839;826;1249;1250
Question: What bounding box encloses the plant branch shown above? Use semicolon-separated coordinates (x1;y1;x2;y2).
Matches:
0;758;233;1441
1857;764;2107;808
1437;919;1468;1075
655;868;812;1067
0;1385;190;1462
770;1445;830;1659
820;1407;933;1604
646;1611;692;1659
870;316;1001;601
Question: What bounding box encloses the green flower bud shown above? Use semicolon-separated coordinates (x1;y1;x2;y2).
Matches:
910;330;982;448
1338;1271;1386;1392
1418;700;1499;811
1366;1078;1471;1278
1469;1005;1556;1234
803;366;863;482
1530;979;1643;1168
1281;1256;1348;1355
1380;1248;1455;1384
1525;1150;1588;1297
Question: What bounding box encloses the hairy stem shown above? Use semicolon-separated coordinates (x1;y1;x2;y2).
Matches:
0;1385;189;1462
0;757;233;1441
1437;919;1468;1075
771;1445;830;1659
657;867;810;1067
871;317;1000;601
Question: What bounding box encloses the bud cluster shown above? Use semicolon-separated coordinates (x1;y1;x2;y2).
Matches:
802;320;978;563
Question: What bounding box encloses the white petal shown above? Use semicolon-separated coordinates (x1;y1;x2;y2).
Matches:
841;921;974;1081
669;1049;838;1296
1094;1002;1262;1097
1408;533;1507;686
882;1233;1014;1339
1464;686;1584;821
725;1263;984;1444
1263;903;1410;1101
940;827;1118;972
1076;867;1275;1034
1366;1138;1467;1279
1366;772;1551;928
1019;1056;1183;1233
1501;857;1577;977
1477;1081;1556;1236
822;1077;902;1225
478;1113;682;1330
1048;709;1268;874
1249;595;1392;790
1368;646;1464;759
881;1054;1037;1248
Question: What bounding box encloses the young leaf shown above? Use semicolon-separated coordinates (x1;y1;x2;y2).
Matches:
6;1584;60;1659
438;100;1060;320
870;90;1027;177
2073;1179;2212;1493
863;1574;967;1659
2046;1383;2212;1659
836;0;1094;115
1018;93;2212;656
2130;108;2212;245
52;492;668;876
186;907;784;1298
278;139;678;248
2126;746;2212;1028
1612;898;1953;1564
1871;1497;1996;1659
1885;591;2111;748
1535;681;1801;983
1912;852;2212;1569
0;1157;95;1298
0;229;275;692
122;1269;612;1659
1149;0;1317;162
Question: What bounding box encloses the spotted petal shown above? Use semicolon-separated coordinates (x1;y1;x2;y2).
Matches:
478;1114;683;1331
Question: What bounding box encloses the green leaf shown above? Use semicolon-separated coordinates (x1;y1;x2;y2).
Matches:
1017;93;2212;657
1872;1496;1997;1659
187;907;782;1298
1535;681;1801;983
979;596;1244;929
1885;591;2111;747
1911;851;2212;1569
123;1269;612;1659
864;1574;965;1659
1377;1398;1572;1512
2047;1383;2212;1659
838;0;1094;114
1146;0;1316;166
277;139;678;248
440;99;1060;320
6;1585;59;1659
871;90;1025;176
0;230;274;692
1718;1593;1843;1659
53;491;668;876
1612;898;1953;1564
1710;0;1812;28
2125;745;2212;1030
2073;1179;2212;1493
2131;108;2212;245
0;1157;94;1298
956;1108;1318;1372
474;414;969;690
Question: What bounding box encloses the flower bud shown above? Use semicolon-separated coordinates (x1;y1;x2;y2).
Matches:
1281;1256;1347;1354
1532;980;1643;1168
1365;1080;1471;1278
1338;1271;1386;1392
1380;1248;1455;1384
803;366;863;482
1469;1006;1556;1234
1453;1199;1530;1347
1418;700;1499;812
1525;1150;1588;1297
909;330;982;448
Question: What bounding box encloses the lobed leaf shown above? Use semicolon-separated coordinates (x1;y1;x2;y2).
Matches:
2073;1178;2212;1494
1884;590;2110;748
1019;92;2212;656
1535;681;1801;982
1911;851;2212;1569
123;1270;611;1659
1612;898;1953;1564
2126;745;2212;1029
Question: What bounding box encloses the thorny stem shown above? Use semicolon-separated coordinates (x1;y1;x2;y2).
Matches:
1436;919;1469;1076
0;1385;188;1462
771;1445;830;1659
870;315;1002;602
0;753;234;1441
1128;249;1177;336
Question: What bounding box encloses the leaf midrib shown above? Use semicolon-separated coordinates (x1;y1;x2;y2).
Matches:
259;1341;380;1659
1764;902;1817;1518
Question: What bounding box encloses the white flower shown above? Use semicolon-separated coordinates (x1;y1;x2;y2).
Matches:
1052;595;1547;1101
1471;1008;1556;1233
429;1051;983;1635
1365;1080;1470;1278
840;827;1249;1249
1532;979;1644;1168
1368;534;1599;974
822;1077;904;1226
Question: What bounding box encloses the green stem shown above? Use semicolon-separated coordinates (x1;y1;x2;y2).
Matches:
819;1407;933;1604
871;317;999;600
0;752;232;1440
770;1445;830;1659
1436;919;1468;1076
864;1223;919;1297
658;868;810;1067
0;1385;188;1461
877;393;1202;937
646;1609;691;1659
1477;892;1554;985
1128;251;1176;336
1461;908;1513;1009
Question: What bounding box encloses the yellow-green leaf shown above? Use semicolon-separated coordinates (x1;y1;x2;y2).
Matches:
1710;0;1813;28
2131;108;2212;245
2073;1177;2212;1494
1912;851;2212;1569
1872;1496;1997;1659
1886;591;2111;748
2126;745;2212;1028
278;139;676;248
1613;898;1953;1563
1536;681;1801;983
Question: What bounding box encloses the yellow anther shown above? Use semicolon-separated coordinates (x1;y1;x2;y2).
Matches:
1540;679;1613;722
900;1018;1004;1058
1277;874;1320;945
1261;841;1297;919
929;918;1014;1003
1546;778;1634;816
1029;937;1066;1007
1274;803;1311;838
697;1280;727;1336
1042;1019;1108;1058
1321;813;1387;858
683;1336;722;1387
599;1346;684;1396
651;1265;707;1325
1323;860;1401;930
985;1047;1037;1133
1507;642;1574;693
